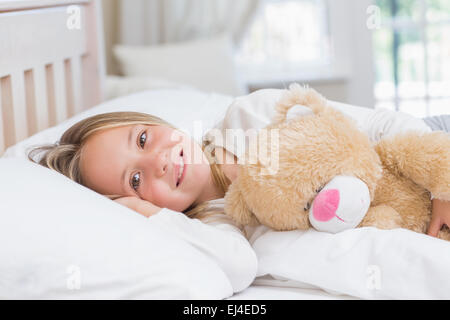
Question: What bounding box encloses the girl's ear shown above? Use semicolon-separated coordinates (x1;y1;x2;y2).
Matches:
224;178;259;226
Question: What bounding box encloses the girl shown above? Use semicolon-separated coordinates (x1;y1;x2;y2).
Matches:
28;88;450;238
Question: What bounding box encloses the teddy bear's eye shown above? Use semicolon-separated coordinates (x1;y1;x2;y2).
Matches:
304;202;311;211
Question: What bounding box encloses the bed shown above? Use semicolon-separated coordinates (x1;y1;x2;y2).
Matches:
1;0;450;300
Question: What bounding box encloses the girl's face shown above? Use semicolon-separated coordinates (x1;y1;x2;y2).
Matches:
79;124;218;212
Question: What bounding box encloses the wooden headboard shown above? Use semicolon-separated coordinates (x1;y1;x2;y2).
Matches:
0;0;105;155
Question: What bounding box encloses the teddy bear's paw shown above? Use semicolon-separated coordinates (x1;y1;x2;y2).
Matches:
375;131;450;200
309;176;371;234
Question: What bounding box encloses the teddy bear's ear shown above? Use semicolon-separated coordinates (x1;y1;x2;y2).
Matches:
224;180;259;226
272;83;327;125
285;104;314;121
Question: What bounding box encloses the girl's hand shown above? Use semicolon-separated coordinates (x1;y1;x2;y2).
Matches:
114;196;162;218
427;199;450;237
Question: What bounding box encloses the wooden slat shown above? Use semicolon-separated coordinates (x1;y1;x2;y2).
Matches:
64;59;74;117
11;71;28;142
0;77;5;153
64;57;84;118
33;65;49;132
53;60;68;123
68;56;83;115
45;64;56;126
0;76;15;148
24;69;37;136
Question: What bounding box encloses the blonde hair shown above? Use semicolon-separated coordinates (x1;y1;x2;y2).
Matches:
28;111;231;220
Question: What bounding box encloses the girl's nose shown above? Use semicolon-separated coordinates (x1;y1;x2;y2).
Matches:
138;149;169;178
154;151;169;178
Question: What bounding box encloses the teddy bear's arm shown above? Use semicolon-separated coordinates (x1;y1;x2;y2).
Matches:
358;205;404;230
224;179;259;227
375;131;450;201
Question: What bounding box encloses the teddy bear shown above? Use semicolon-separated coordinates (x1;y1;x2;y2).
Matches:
223;83;450;241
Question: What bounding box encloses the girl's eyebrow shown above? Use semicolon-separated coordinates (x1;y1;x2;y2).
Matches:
127;125;136;150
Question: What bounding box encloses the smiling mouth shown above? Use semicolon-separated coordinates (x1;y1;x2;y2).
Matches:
176;149;185;187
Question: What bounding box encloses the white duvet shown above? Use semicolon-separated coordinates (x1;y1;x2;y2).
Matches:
247;226;450;299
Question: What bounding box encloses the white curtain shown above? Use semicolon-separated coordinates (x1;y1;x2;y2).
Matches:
117;0;260;46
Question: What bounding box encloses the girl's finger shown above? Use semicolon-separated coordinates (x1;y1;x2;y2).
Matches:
427;216;441;237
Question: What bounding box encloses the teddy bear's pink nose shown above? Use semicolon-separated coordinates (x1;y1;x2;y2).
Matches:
312;189;340;222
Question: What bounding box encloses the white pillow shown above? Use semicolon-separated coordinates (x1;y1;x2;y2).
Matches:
4;88;234;159
113;33;246;96
0;158;255;299
1;89;257;299
104;75;193;100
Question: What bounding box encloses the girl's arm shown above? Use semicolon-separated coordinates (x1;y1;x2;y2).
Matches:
114;196;162;217
328;100;432;141
114;197;257;293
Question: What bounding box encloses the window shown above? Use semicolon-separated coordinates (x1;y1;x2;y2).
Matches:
373;0;450;117
235;0;335;85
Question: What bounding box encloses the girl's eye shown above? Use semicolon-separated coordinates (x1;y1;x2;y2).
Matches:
139;131;147;148
131;172;140;191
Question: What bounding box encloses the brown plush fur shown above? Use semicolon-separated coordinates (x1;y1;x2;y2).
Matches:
224;84;450;241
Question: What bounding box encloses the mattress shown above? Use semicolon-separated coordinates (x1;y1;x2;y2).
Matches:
229;284;357;300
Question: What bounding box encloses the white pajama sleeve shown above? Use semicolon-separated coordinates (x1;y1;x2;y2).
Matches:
215;88;432;146
153;209;257;293
328;100;432;141
221;89;285;132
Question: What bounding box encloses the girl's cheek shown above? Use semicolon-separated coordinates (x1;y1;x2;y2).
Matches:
150;183;170;206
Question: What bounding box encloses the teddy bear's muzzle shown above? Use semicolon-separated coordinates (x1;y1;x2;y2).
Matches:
309;175;371;233
311;189;341;222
